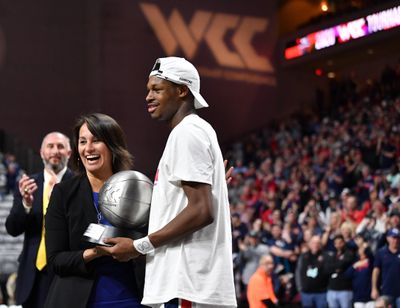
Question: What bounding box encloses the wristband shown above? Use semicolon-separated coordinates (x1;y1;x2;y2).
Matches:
133;236;155;255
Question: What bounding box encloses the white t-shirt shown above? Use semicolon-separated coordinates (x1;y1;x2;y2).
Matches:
142;114;237;307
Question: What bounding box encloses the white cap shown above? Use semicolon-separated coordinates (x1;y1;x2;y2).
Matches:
149;57;209;109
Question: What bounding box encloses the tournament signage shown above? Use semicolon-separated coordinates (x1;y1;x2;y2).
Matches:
138;1;277;86
100;0;279;169
284;4;400;60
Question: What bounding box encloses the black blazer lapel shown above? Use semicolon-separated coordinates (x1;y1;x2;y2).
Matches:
79;175;98;225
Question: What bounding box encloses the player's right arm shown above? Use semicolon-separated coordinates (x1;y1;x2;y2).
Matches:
101;181;214;261
149;181;213;248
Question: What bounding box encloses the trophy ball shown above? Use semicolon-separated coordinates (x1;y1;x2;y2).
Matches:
99;170;153;229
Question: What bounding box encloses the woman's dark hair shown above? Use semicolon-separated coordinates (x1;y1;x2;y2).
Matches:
71;113;133;174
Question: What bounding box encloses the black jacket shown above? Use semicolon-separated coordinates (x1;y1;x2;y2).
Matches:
5;169;73;305
325;248;355;291
44;174;145;308
296;250;329;293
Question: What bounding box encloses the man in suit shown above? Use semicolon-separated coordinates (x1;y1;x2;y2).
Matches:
5;132;73;308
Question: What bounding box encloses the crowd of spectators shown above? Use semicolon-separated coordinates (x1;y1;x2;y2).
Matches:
0;152;21;306
298;0;395;30
225;62;400;307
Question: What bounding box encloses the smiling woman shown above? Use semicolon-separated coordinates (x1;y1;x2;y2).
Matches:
77;123;113;189
44;113;146;308
71;113;133;177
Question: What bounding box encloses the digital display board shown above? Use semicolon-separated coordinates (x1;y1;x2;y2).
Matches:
284;5;400;60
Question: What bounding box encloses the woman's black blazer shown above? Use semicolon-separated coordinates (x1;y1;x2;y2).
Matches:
44;174;145;308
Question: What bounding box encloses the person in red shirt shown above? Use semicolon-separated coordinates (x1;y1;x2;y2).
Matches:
341;194;368;224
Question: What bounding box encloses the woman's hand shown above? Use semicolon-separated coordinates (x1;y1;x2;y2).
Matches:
83;247;109;263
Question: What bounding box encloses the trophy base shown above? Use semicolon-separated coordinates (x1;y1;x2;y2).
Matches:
82;223;145;247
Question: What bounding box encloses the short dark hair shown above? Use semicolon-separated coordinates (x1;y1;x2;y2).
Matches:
333;234;345;242
71;113;133;174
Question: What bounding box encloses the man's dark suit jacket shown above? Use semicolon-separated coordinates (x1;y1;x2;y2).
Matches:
43;174;145;308
5;169;74;305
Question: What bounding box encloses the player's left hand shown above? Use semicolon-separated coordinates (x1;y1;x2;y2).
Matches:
97;237;141;262
224;160;233;185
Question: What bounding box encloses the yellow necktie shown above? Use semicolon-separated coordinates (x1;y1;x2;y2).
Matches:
36;181;52;270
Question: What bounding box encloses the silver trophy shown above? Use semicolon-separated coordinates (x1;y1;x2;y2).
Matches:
83;170;153;246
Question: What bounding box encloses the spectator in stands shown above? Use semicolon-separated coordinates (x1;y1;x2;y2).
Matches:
315;179;335;212
375;295;393;308
298;198;325;229
323;196;340;227
341;194;367;224
267;224;297;275
239;231;270;291
343;150;365;189
0;155;7;200
386;188;400;210
324;161;344;197
247;254;278;308
386;210;400;230
345;234;374;308
377;134;396;172
261;199;278;225
303;215;324;238
284;209;302;242
357;165;375;204
232;212;249;255
295;235;329;308
356;212;382;253
371;228;400;307
5;132;73;308
325;234;355;308
4;153;21;194
386;161;400;189
322;212;343;251
370;200;388;234
340;221;357;251
231;212;248;304
359;189;378;219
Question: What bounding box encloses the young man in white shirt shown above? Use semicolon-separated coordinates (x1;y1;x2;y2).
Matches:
102;57;237;308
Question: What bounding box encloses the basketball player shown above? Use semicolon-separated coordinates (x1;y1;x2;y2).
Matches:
101;57;237;308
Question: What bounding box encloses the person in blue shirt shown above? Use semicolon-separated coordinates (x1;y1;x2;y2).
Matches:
345;234;374;308
372;228;400;308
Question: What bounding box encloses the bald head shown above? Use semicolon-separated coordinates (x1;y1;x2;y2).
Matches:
308;235;322;254
41;132;70;149
259;254;274;275
40;132;71;173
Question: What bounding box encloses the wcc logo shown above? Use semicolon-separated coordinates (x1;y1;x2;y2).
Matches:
139;3;274;74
